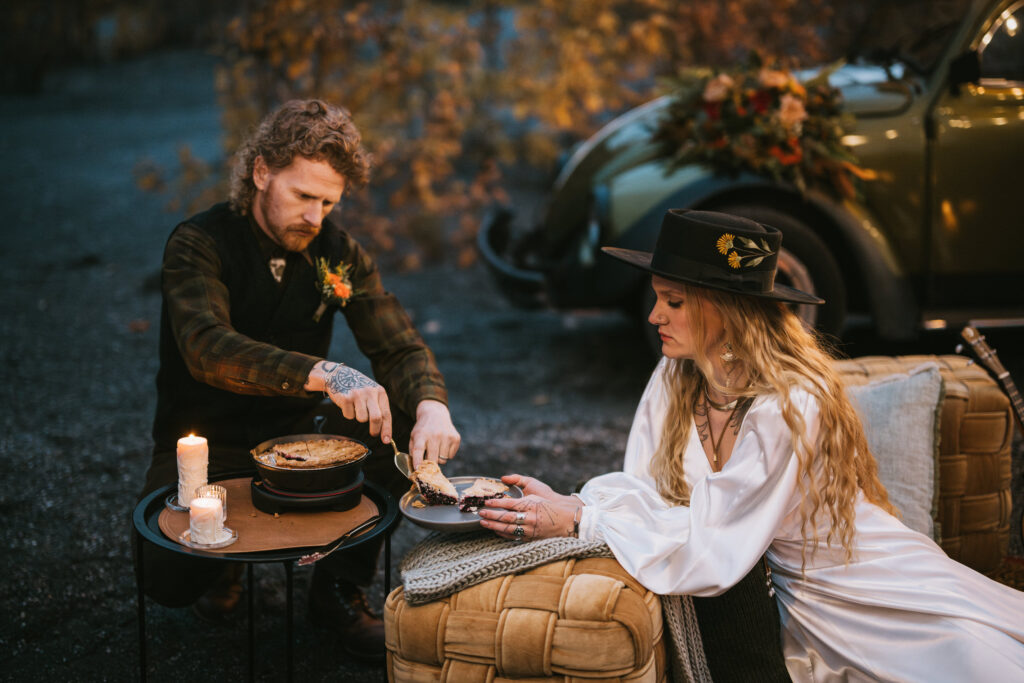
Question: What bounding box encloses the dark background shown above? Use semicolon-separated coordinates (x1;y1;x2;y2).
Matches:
0;47;1020;682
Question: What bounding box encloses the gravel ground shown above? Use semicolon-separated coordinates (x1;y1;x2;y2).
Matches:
1;50;1020;682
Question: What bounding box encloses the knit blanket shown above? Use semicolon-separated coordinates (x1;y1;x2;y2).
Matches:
399;531;613;604
398;531;711;682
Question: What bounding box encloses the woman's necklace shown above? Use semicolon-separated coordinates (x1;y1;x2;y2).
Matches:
704;386;740;411
704;397;743;470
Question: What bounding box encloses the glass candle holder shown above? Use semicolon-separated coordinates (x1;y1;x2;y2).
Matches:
194;484;228;524
189;496;223;545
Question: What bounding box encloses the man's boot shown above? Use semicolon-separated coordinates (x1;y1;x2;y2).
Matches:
308;567;386;664
192;563;244;623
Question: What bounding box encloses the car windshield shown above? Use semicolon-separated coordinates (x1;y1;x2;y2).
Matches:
842;0;974;74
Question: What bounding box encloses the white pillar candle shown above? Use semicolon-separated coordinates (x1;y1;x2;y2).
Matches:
176;434;208;507
189;496;223;545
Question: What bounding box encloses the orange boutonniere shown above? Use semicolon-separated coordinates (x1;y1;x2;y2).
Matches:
313;257;357;322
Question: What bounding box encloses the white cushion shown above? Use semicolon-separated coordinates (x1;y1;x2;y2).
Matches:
846;363;943;539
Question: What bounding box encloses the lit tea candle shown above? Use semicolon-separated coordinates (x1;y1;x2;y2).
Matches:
195;484;227;524
177;433;208;507
189;496;223;544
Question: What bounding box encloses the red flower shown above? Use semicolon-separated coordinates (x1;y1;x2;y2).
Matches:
750;90;772;114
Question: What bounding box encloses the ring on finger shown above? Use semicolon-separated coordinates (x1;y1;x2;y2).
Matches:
515;511;526;522
513;525;525;538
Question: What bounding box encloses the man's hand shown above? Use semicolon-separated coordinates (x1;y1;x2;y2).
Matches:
409;399;460;468
307;361;392;443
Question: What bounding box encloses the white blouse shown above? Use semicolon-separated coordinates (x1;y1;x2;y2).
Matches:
578;358;1024;681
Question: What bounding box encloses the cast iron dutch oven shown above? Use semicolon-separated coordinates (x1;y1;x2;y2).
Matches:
249;433;368;493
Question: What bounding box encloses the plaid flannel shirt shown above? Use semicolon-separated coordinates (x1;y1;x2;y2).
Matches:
161;216;448;417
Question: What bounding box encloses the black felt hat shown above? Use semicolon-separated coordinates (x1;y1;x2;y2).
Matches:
601;209;824;305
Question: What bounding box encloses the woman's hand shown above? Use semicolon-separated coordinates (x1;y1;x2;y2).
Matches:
477;474;582;542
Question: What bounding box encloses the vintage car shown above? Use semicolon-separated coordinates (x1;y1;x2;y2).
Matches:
479;0;1024;350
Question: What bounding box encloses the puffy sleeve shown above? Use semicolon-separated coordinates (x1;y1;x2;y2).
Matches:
578;382;818;596
620;357;670;484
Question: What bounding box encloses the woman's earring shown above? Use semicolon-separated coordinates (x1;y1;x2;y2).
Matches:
720;343;736;363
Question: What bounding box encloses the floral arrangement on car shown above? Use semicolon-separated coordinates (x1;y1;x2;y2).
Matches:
651;52;874;199
313;257;357;322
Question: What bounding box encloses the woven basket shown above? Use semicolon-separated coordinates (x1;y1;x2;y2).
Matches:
385;557;667;682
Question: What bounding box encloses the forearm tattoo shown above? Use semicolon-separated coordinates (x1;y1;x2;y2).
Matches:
326;365;380;395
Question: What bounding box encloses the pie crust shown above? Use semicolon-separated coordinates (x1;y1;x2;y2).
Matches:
459;478;509;512
255;439;367;469
412;461;459;505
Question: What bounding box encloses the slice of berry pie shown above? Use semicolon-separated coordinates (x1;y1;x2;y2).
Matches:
459;478;509;512
411;461;458;505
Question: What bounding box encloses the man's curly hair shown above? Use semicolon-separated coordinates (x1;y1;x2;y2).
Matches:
229;99;371;215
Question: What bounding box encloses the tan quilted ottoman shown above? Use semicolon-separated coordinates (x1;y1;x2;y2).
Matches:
385;557;667;682
835;354;1014;574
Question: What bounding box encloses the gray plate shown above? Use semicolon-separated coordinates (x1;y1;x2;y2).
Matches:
399;476;523;532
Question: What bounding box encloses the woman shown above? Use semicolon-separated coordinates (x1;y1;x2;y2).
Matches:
478;209;1024;681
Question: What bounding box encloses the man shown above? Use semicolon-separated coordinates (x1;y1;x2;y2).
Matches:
137;99;460;662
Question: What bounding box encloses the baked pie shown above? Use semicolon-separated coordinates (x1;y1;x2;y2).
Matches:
255;439;367;469
412;461;459;505
459;478;509;512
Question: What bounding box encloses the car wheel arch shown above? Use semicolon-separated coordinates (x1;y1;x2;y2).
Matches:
616;180;918;343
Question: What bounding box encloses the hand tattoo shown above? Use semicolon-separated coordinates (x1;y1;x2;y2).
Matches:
521;500;562;540
326;365;380;395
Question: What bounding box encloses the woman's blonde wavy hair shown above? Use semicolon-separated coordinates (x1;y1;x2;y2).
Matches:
649;282;894;564
229;99;371;215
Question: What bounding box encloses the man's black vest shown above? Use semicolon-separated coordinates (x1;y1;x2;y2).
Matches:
152;203;342;453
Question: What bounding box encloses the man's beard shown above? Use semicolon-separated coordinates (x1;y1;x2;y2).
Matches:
281;224;318;250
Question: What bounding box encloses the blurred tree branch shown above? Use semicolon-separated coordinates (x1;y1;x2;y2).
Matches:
141;0;857;268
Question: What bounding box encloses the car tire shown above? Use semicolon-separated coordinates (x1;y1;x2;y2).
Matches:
639;204;848;357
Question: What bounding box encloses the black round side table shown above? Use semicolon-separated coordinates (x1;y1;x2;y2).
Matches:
132;471;400;682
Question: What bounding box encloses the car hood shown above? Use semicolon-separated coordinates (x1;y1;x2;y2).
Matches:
551;63;914;196
809;63;914;117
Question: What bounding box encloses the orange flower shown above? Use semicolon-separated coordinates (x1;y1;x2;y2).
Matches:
757;68;789;89
332;281;352;299
325;272;342;286
769;145;803;165
727;251;742;269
